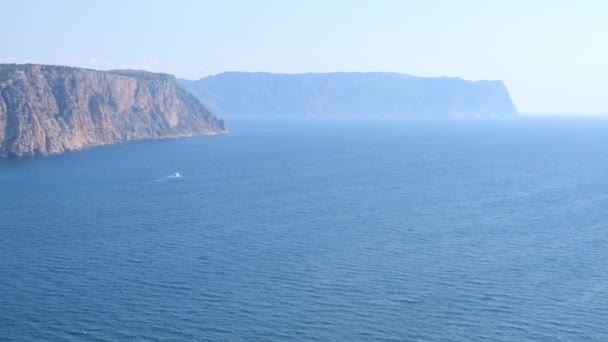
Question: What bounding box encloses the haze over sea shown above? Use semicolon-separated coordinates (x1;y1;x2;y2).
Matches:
2;117;608;341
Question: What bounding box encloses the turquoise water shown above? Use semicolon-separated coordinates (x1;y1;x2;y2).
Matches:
2;117;608;341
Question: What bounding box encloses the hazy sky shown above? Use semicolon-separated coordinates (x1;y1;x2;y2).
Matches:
2;0;608;114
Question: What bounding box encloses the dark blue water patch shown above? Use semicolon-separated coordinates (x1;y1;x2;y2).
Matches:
2;116;608;341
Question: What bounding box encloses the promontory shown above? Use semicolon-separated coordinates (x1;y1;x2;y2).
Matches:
0;64;226;156
179;72;518;117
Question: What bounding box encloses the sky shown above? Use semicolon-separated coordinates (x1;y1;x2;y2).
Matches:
1;0;608;114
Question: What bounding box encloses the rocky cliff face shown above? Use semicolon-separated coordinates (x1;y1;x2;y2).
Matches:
0;64;226;156
179;72;518;117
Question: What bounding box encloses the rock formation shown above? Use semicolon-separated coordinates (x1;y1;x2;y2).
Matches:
179;72;518;117
0;64;226;156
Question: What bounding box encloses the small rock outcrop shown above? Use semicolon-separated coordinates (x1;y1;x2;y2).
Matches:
0;64;226;156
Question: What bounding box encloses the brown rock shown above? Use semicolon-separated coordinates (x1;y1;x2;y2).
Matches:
0;64;226;156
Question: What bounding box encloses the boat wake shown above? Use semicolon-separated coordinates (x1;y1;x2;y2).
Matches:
168;172;182;178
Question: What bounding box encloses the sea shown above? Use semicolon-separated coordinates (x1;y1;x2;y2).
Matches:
2;116;608;341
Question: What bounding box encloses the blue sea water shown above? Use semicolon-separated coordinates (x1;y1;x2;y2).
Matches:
2;117;608;341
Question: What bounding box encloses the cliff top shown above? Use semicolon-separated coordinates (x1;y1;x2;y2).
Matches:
0;63;175;82
188;71;505;85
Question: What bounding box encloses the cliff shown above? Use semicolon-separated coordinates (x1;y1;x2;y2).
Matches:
179;72;518;117
0;64;226;156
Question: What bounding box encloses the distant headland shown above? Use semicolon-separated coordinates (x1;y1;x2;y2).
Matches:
179;72;518;118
